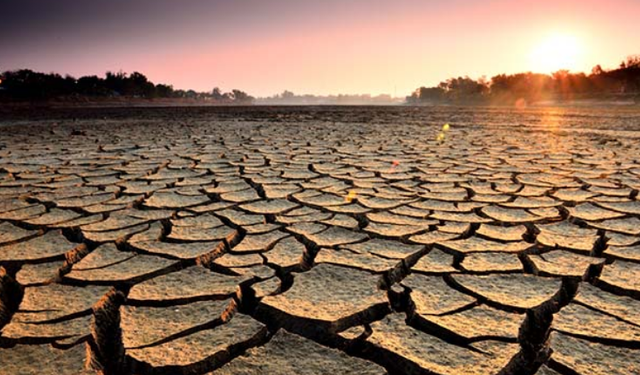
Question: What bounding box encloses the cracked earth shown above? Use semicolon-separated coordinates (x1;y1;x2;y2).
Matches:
1;106;639;374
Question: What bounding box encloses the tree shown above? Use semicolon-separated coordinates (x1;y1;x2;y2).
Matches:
105;70;127;94
281;90;295;100
591;65;604;75
625;55;640;68
231;89;253;103
212;87;224;100
438;76;487;102
126;72;155;97
77;75;108;96
155;84;174;98
416;87;445;102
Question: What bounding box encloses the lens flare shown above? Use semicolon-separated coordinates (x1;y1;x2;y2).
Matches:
345;190;357;203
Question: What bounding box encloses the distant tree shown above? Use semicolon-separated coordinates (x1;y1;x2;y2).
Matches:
126;72;155;97
406;87;445;103
625;55;640;68
62;75;76;94
591;65;604;75
231;89;253;103
155;84;174;98
211;87;224;100
438;76;487;102
105;70;127;95
281;90;295;100
77;75;106;96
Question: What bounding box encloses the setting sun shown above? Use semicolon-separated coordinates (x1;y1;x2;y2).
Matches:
530;34;584;73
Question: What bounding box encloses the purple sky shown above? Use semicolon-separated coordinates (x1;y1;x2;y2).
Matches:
2;0;639;96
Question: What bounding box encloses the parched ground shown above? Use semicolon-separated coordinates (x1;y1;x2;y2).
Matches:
0;106;639;375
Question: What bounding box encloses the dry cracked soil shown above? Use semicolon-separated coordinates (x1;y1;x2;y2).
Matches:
1;105;640;374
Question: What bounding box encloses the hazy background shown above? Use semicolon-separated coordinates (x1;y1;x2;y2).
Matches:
1;0;639;96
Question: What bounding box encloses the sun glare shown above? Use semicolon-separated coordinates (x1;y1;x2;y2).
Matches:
530;34;583;73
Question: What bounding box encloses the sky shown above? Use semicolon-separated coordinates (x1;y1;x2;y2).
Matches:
1;0;638;97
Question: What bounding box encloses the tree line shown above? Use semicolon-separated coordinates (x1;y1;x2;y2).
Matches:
407;55;640;105
0;69;254;103
258;90;401;105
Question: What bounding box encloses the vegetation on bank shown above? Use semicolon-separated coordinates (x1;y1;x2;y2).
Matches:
407;55;640;105
257;91;402;105
0;70;254;104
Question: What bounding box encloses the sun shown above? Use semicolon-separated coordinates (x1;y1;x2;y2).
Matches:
530;34;583;73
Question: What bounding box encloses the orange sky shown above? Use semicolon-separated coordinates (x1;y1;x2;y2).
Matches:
2;0;639;96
